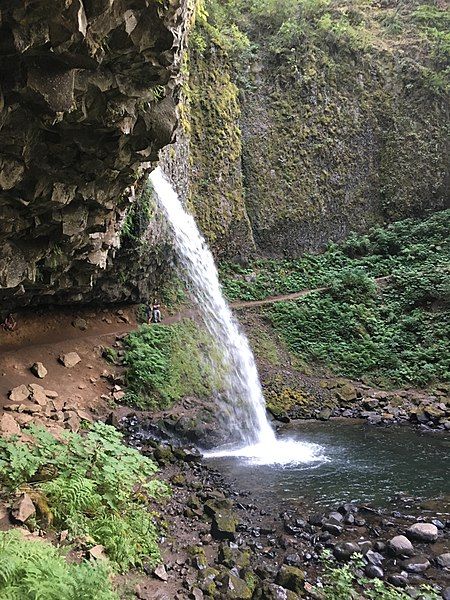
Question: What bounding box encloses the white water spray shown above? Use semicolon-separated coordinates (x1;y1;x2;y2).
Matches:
150;167;326;465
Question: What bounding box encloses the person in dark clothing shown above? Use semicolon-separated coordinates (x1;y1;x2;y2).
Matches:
152;299;161;323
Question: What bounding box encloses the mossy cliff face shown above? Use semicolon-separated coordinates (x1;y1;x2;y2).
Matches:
0;0;188;310
176;0;449;258
162;41;255;260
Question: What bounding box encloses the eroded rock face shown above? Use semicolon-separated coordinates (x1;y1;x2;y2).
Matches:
0;0;188;310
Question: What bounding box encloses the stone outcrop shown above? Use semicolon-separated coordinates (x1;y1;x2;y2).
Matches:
0;0;188;310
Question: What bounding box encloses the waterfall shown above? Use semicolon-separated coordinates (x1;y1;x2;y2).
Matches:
150;167;276;447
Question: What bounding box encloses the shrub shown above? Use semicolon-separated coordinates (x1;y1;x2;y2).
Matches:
0;423;168;572
0;530;118;600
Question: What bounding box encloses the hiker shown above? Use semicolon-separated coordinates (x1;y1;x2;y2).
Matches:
1;313;17;332
145;303;152;324
152;299;161;323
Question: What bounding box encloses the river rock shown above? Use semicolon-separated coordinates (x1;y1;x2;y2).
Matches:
406;522;438;542
365;564;384;579
366;550;384;566
388;574;408;588
275;565;305;594
211;511;237;541
402;555;430;573
59;352;81;368
333;542;360;561
31;362;47;378
322;520;343;536
221;573;252;599
11;493;35;522
9;384;30;403
388;535;414;557
436;553;450;568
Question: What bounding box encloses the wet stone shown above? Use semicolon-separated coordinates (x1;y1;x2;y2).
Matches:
436;553;450;569
333;542;360;561
402;555;431;573
388;535;414;557
407;522;438;543
365;564;384;579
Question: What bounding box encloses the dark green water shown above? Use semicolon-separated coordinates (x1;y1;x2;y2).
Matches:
206;421;450;509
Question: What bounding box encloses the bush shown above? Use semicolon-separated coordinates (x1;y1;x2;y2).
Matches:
0;530;118;600
0;423;168;572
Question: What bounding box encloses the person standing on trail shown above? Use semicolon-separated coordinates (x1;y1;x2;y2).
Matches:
145;303;152;324
152;298;161;324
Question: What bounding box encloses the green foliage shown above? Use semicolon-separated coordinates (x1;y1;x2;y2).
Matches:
221;210;450;301
121;185;155;248
124;320;225;410
0;424;167;572
222;211;450;387
316;549;440;599
0;530;118;600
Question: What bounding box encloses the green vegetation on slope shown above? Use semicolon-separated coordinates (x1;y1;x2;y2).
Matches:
221;210;450;300
0;423;167;573
0;530;118;600
223;211;449;388
124;320;225;410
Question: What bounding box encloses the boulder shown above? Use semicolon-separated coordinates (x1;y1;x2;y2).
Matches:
9;384;30;403
11;493;35;522
364;564;384;579
45;390;59;399
406;522;438;543
333;542;360;561
0;413;21;437
275;565;305;594
318;407;332;421
59;352;81;368
211;511;237;541
89;545;107;561
336;383;357;403
402;555;430;573
31;362;47;379
261;583;299;600
388;535;414;557
436;553;450;568
221;573;252;599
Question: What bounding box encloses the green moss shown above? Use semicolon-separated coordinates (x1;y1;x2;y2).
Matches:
124;319;225;409
179;0;448;258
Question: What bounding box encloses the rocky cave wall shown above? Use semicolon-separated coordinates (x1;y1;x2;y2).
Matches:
0;0;188;312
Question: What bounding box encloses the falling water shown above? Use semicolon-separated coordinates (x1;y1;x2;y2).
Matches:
150;167;326;465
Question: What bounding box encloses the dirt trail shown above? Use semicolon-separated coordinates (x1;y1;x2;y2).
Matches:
0;276;391;407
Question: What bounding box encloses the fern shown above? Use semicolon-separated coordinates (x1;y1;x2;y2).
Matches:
0;530;118;600
0;423;169;573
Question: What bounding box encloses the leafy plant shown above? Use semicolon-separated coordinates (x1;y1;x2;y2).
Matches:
0;529;118;600
0;424;168;572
